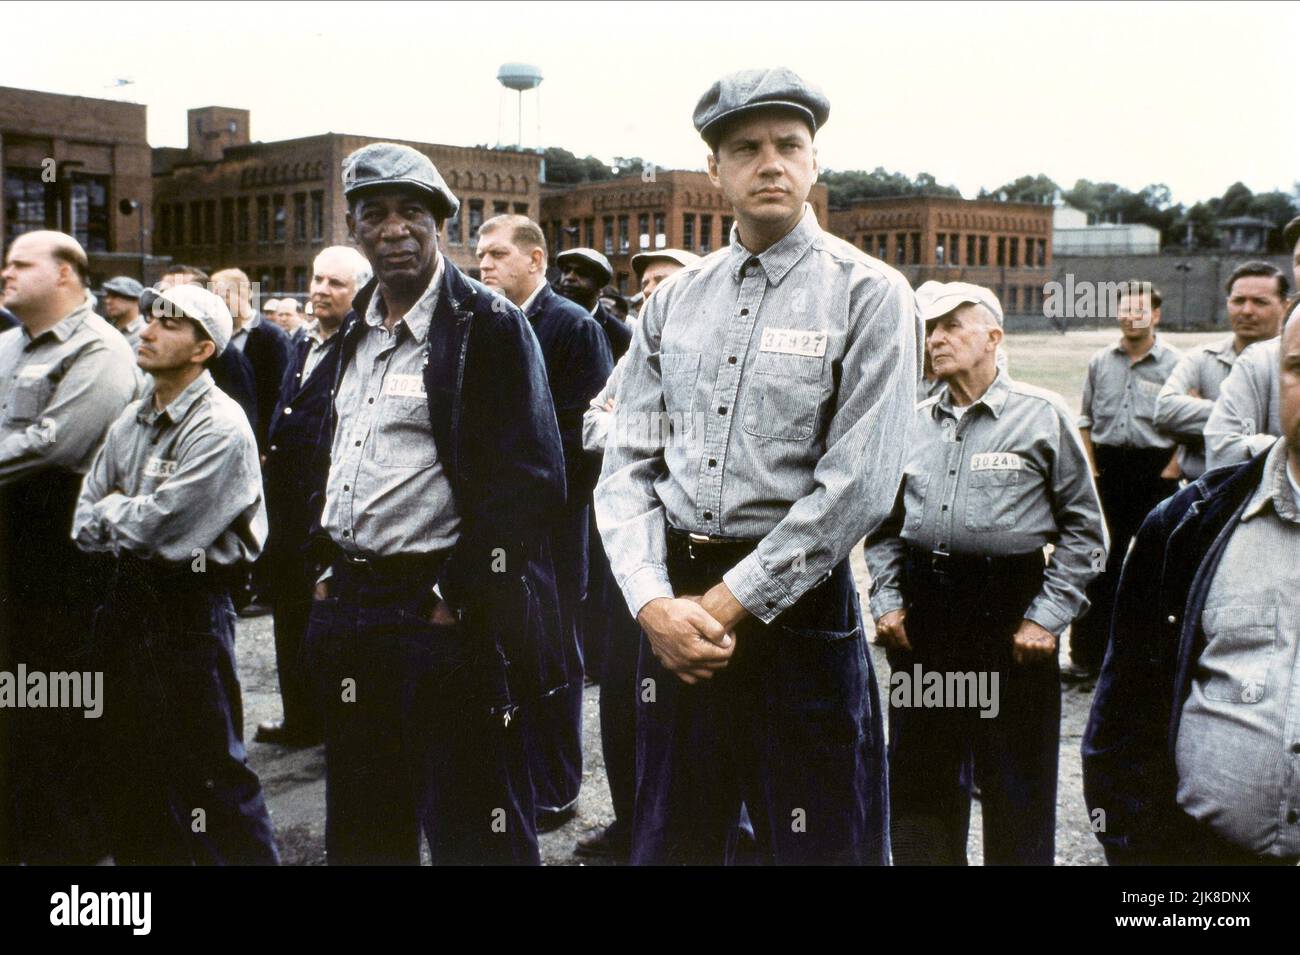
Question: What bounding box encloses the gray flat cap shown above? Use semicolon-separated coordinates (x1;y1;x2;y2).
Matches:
1284;215;1300;251
102;275;144;299
630;248;702;280
341;142;460;220
693;67;830;147
556;248;613;285
140;285;234;356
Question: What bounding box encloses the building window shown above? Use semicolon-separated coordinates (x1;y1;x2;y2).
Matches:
877;235;888;260
1036;238;1046;267
603;216;614;255
1009;236;1019;268
173;203;186;247
950;232;960;265
617;272;628;295
310;191;324;240
3;169;55;246
996;236;1006;266
495;201;509;215
158;204;172;249
655;212;667;248
237;197;250;242
445;203;461;245
584;217;594;247
551;219;564;253
978;235;989;266
468;199;484;243
967;235;977;266
273;194;286;241
895;232;906;265
514;202;528;215
257;196;270;242
935;234;946;265
618;215;629;253
272;267;286;293
569;218;580;247
701;214;713;254
1024;285;1036;313
638;213;649;250
910;233;921;264
293;267;307;294
66;175;111;253
1008;286;1019;311
221;198;234;244
294;193;307;241
203;199;216;245
683;214;696;252
189;201;202;245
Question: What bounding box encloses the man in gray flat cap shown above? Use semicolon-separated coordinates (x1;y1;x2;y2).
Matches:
101;275;146;348
594;68;922;865
303;142;565;864
866;282;1106;865
557;247;631;363
74;283;278;864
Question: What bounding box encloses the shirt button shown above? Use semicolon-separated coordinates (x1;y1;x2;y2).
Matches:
703;511;713;520
1292;743;1300;754
270;445;278;452
740;308;749;316
355;440;361;447
728;356;737;364
718;407;727;415
708;459;717;467
1289;810;1298;825
283;407;292;415
766;601;775;610
941;505;948;511
368;397;375;404
342;530;350;538
1167;615;1176;624
949;470;956;475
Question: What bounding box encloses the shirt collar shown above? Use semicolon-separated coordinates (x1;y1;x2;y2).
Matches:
1241;438;1300;525
520;279;547;316
1110;335;1166;364
364;255;444;342
935;369;1011;421
138;370;214;426
728;203;821;286
121;315;145;337
303;319;338;347
24;298;91;347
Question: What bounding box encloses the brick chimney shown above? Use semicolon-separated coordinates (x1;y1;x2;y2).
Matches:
187;107;250;162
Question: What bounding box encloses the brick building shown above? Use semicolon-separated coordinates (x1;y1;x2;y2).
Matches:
153;107;543;296
540;170;830;294
0;85;154;283
829;195;1055;316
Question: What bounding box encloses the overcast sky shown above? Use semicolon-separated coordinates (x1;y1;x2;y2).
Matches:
5;0;1297;204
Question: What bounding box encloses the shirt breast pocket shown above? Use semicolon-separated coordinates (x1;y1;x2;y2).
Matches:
1134;379;1161;420
902;471;930;535
7;375;52;424
964;468;1022;530
1198;605;1278;704
374;395;437;468
742;351;825;441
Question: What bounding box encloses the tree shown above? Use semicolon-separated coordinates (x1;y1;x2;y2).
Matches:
820;167;961;206
979;174;1061;204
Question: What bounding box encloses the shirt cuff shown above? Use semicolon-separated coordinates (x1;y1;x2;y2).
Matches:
1024;599;1071;638
869;589;905;622
723;551;794;625
1077;415;1093;430
621;564;674;619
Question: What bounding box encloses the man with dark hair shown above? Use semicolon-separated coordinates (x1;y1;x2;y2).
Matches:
1070;281;1182;677
211;268;293;454
595;67;920;865
557;248;632;363
1156;262;1290;480
1204;261;1292;470
73;283;278;865
157;265;260;439
101;276;146;348
0;230;138;863
1085;298;1300;865
477;213;613;828
305;143;566;864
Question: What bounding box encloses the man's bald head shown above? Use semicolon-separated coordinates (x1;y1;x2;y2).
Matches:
310;246;372;330
1280;297;1300;469
1;230;91;327
210;268;255;325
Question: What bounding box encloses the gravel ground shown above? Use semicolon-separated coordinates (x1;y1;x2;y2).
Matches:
239;547;1106;865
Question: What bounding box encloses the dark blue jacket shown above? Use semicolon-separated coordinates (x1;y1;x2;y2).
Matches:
211;346;259;437
0;307;17;330
312;261;568;705
242;318;295;453
1082;447;1274;864
262;329;342;589
592;301;632;363
525;283;614;499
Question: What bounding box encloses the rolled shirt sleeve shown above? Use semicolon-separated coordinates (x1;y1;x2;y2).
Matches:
1077;357;1096;431
721;275;919;623
1205;339;1280;470
1153;352;1214;441
862;482;909;622
583;354;625;454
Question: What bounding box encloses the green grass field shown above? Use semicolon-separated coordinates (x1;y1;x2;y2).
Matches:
1003;329;1228;412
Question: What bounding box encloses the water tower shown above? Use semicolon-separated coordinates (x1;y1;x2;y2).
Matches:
497;63;543;149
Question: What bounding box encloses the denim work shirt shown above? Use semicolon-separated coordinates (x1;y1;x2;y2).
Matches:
322;258;460;557
595;203;922;623
0;299;138;485
1153;335;1237;480
864;372;1107;636
1205;337;1282;471
1175;439;1300;858
1079;337;1182;449
72;370;266;567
